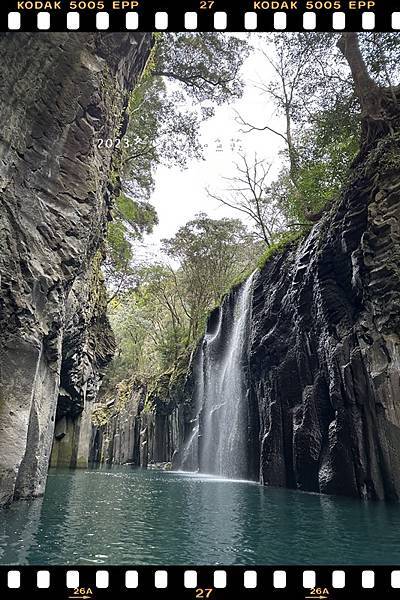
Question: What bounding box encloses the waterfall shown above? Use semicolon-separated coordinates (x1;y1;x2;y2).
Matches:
199;273;255;478
176;273;255;478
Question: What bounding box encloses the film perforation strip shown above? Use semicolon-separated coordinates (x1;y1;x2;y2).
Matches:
4;9;400;31
4;567;400;593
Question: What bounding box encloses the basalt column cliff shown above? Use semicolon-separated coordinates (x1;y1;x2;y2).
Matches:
250;38;400;500
0;33;152;506
251;131;400;501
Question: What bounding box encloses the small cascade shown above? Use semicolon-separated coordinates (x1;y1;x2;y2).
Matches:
179;423;199;471
178;351;204;471
178;273;256;479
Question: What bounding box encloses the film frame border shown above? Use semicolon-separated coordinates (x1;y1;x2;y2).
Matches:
1;2;400;598
2;1;400;31
3;565;400;597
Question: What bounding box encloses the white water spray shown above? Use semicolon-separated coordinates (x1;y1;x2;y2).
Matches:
198;273;255;478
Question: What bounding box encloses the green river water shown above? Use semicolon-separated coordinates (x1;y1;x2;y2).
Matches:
0;467;399;565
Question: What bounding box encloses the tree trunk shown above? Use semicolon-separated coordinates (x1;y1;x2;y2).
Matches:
337;32;382;120
338;32;400;151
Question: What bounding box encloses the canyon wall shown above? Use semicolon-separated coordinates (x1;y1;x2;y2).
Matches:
89;388;182;468
251;128;400;501
50;257;115;469
0;33;152;505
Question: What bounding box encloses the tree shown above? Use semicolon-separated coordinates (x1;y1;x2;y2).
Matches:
103;192;158;300
240;33;400;150
238;33;400;224
139;264;188;366
337;33;400;149
107;266;188;385
152;33;247;104
207;154;286;245
237;33;327;187
338;33;383;120
122;33;250;201
162;214;259;341
107;292;152;385
278;97;360;224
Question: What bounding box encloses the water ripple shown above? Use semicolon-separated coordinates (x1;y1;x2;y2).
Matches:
0;467;399;565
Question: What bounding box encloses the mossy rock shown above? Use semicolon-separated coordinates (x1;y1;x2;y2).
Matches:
257;230;307;271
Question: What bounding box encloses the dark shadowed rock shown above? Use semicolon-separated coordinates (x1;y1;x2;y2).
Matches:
251;127;400;500
89;384;182;469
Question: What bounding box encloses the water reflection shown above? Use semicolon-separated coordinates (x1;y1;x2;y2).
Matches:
0;467;399;565
0;495;44;564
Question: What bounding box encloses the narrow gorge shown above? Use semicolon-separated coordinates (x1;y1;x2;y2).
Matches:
1;29;400;569
0;31;399;521
90;90;400;502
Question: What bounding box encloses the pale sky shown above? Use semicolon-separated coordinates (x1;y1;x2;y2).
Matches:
139;35;286;260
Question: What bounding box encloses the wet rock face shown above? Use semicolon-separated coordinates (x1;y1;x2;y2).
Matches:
89;391;180;469
58;261;114;419
0;33;152;505
251;132;400;500
50;259;116;469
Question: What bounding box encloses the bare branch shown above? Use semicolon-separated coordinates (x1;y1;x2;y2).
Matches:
235;111;288;143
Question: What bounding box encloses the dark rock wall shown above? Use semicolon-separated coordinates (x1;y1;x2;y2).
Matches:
0;33;152;505
251;130;400;501
50;258;115;469
89;391;181;468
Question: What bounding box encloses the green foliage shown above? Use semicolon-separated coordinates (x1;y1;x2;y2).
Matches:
281;100;360;223
106;221;132;271
105;263;188;391
359;33;400;87
115;193;157;235
153;33;249;104
257;230;307;271
122;32;250;201
105;216;261;393
104;193;158;295
162;213;261;340
106;33;249;294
